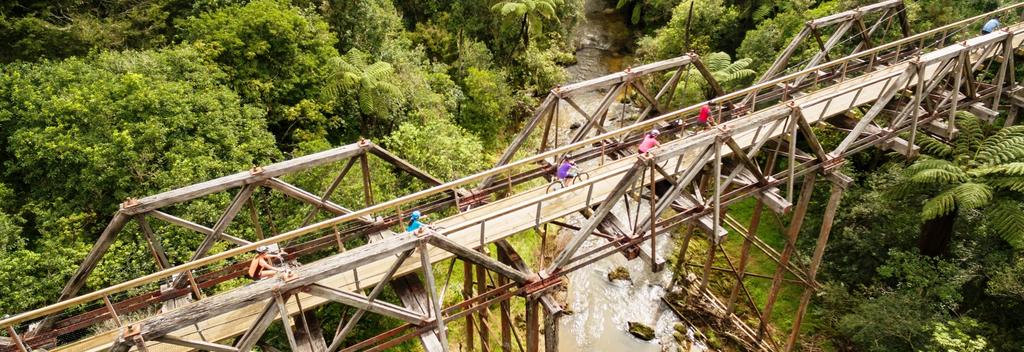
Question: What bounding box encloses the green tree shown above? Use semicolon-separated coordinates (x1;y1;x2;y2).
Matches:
178;0;339;147
385;119;487;181
637;0;741;58
458;67;515;147
903;112;1024;255
319;0;404;56
0;46;278;220
0;46;279;295
490;0;563;49
323;49;405;138
0;0;177;63
923;318;989;352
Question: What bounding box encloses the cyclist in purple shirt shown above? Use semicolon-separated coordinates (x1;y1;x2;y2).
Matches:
556;158;579;186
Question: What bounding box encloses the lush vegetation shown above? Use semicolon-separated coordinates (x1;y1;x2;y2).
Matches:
1;0;1021;351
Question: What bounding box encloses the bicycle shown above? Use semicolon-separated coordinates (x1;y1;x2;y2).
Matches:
545;170;591;193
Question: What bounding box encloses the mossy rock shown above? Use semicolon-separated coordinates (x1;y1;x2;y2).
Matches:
608;266;632;282
673;331;687;344
627;321;656;341
705;330;722;349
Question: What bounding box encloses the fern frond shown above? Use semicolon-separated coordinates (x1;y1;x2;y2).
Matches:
722;58;753;75
910;168;968;185
362;62;394;81
975;135;1024;166
719;69;756;84
987;200;1024;250
905;158;958;175
986;176;1024;193
971;162;1024;177
916;133;954;158
922;187;957;220
954;111;983;157
951;182;993;210
702;52;732;72
536;1;557;18
905;158;967;187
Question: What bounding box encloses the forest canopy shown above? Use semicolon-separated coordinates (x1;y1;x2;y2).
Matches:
0;0;1021;351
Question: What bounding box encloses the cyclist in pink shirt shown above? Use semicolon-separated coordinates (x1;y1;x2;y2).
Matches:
638;129;661;155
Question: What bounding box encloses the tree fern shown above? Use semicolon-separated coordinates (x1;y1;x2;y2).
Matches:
971;162;1024;177
490;0;563;48
910;109;1024;251
673;52;755;104
323;51;404;119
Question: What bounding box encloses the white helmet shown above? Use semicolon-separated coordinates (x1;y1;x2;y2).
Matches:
256;246;270;253
650;129;660;136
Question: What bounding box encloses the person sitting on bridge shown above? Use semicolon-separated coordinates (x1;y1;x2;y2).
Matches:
638;129;662;156
556;157;580;186
248;246;293;280
407;210;427;234
983;17;1000;34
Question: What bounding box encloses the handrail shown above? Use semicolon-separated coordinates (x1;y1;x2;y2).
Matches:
3;0;1023;331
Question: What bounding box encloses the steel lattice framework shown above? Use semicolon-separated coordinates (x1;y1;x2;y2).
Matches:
3;2;1024;352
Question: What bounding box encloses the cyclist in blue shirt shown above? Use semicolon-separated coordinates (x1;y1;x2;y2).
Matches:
407;210;426;233
983;18;1000;34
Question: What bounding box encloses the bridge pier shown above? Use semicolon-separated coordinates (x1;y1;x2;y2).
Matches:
784;178;846;352
293;310;327;352
543;305;559;352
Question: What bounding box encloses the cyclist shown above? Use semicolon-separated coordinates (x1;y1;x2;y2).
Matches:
556;157;580;186
407;210;427;234
698;103;712;129
982;17;1000;34
638;129;662;156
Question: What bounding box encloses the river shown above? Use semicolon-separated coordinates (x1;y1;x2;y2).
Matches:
553;1;704;351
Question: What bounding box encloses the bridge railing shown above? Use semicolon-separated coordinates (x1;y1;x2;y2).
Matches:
4;2;1024;349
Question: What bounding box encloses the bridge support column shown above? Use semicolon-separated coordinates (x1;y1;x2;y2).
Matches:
543;307;559;352
476;262;492;352
463;260;475;351
726;201;764;315
757;172;817;340
525;298;540;352
784;178;845;351
497;250;513;352
294;310;328;352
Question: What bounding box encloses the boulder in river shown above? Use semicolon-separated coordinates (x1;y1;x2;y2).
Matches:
627;321;656;341
607;266;631;282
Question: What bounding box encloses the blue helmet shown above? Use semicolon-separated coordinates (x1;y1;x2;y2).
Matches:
410;210;421;220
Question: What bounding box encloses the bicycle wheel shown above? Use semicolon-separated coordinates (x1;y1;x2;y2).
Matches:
576;172;591;182
546;181;564;193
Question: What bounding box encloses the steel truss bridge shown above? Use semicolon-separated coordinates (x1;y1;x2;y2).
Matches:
4;1;1024;351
